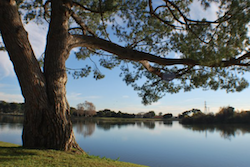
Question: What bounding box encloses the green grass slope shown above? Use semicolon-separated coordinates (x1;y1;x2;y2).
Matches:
0;141;147;167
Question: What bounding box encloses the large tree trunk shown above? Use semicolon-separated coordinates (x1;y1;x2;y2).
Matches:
0;0;81;151
43;0;81;150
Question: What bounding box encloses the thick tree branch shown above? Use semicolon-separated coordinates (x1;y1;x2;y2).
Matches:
69;34;250;68
237;52;250;61
69;34;197;66
139;60;163;78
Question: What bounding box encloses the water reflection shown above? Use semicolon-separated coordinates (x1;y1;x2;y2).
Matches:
72;119;166;137
0;115;23;130
1;116;250;167
1;115;250;141
72;119;96;137
163;120;173;126
182;124;250;140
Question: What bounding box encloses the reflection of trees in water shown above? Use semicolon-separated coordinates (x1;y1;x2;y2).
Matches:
182;124;250;140
96;121;136;131
73;119;95;138
73;119;167;133
96;120;164;130
0;116;23;130
0;115;23;123
163;120;173;127
0;116;174;137
143;121;155;129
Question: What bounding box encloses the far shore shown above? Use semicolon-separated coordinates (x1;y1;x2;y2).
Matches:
0;112;179;121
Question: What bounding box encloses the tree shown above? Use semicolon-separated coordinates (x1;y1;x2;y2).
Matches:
0;0;249;151
76;103;85;117
83;101;96;117
163;113;173;119
144;111;156;118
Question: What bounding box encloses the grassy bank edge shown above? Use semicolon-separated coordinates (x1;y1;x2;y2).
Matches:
0;141;148;167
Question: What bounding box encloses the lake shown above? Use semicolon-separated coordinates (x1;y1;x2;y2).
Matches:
1;116;250;167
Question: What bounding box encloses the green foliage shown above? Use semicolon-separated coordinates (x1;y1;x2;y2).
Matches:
94;109;135;118
143;111;156;118
15;0;250;105
178;108;202;118
0;101;24;114
182;124;250;140
163;113;173;119
18;0;44;24
181;106;250;124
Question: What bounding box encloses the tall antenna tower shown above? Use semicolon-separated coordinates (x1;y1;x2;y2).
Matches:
204;101;207;113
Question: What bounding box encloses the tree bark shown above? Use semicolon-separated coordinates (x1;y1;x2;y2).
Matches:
43;0;81;151
0;0;81;151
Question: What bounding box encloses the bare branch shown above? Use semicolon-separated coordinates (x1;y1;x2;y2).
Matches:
69;10;96;36
68;27;83;32
164;0;231;25
72;1;102;14
43;0;51;23
148;0;178;29
98;0;111;41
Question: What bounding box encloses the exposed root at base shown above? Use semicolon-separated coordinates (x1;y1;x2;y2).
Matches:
69;139;85;154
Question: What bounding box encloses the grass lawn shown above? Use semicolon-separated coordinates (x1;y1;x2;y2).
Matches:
0;141;147;167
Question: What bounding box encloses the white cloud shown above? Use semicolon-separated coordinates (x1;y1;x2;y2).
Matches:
0;52;15;78
0;22;47;78
67;92;102;106
122;95;129;98
83;96;102;99
189;0;219;21
67;92;83;101
151;101;161;106
0;92;23;103
24;22;47;58
174;52;181;59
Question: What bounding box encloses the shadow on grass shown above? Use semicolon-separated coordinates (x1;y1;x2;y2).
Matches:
0;146;38;163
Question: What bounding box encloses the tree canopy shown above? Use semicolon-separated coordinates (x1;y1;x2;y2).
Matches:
2;0;250;105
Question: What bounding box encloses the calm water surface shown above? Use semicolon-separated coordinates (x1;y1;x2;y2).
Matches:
1;116;250;167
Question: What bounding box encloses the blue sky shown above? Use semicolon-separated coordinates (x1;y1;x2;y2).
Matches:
0;1;249;116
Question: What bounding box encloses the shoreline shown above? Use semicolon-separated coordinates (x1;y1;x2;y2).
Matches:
0;112;180;121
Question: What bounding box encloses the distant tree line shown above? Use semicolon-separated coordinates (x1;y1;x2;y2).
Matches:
1;100;175;119
0;101;24;114
94;109;174;119
181;107;250;124
94;109;135;118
